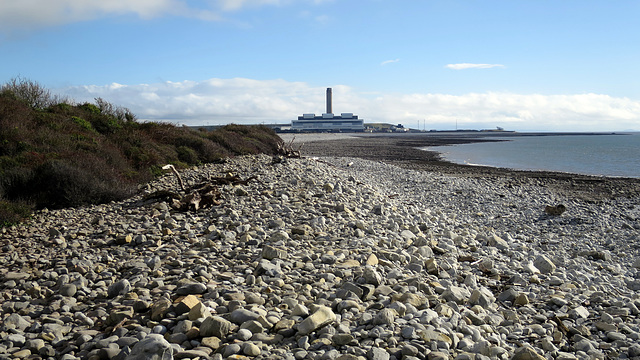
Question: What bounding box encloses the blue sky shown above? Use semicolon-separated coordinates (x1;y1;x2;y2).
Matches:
1;0;639;131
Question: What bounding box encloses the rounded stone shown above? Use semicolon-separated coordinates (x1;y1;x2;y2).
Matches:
59;284;77;297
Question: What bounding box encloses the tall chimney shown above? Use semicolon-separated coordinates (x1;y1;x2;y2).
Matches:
326;88;332;114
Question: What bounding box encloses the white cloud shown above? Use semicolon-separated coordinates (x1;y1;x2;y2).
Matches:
0;0;184;31
57;78;640;131
216;0;286;12
0;0;307;33
381;59;400;66
446;63;505;70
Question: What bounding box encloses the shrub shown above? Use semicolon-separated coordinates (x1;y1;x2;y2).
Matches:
30;159;134;208
71;116;95;131
177;145;200;164
0;200;33;227
1;77;55;109
79;102;101;114
0;77;284;227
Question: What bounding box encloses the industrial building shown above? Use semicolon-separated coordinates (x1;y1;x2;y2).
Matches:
291;88;364;132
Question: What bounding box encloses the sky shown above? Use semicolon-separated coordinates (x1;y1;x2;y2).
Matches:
1;0;639;132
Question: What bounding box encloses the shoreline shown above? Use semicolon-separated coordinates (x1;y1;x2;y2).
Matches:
2;153;640;359
280;133;640;202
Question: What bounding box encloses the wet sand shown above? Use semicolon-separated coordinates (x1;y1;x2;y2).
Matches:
280;133;640;202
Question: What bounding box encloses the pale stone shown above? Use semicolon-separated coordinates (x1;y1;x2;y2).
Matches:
297;306;336;335
533;255;556;274
125;334;172;360
511;346;546;360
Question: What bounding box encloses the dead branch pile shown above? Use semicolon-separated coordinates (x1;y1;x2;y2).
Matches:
143;174;257;211
276;137;302;158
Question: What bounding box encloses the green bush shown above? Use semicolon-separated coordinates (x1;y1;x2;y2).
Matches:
79;102;101;114
177;145;200;164
0;77;283;227
71;116;94;131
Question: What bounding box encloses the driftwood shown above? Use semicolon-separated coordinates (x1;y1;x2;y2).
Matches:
276;137;302;158
144;174;258;211
161;164;185;191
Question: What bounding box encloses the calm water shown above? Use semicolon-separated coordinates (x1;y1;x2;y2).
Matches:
428;133;640;178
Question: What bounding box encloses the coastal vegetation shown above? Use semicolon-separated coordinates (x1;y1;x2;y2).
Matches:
0;77;282;227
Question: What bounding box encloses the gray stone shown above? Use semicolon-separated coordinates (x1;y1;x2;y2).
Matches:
108;279;131;298
511;346;545;360
242;342;261;356
176;282;207;295
297;306;336;335
569;306;589;319
442;285;471;304
468;288;495;308
200;316;231;338
368;347;390;360
125;334;172;360
230;308;260;324
363;266;382;286
373;308;395;326
2;313;30;331
533;255;556;274
262;244;287;260
59;283;77;297
222;343;242;357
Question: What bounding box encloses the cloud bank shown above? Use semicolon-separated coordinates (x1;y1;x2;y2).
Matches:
446;63;505;70
0;0;303;33
58;78;640;132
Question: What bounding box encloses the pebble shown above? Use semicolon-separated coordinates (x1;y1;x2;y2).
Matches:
1;154;639;360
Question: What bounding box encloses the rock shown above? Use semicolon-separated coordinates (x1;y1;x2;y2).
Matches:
3;313;30;331
59;283;77;297
511;346;546;360
363;266;382;286
514;293;530;306
488;234;509;250
200;316;231;338
297;306;336;335
188;301;211;320
125;334;173;360
108;279;131;298
151;299;172;321
400;229;416;240
442;285;471;304
373;308;396;326
201;337;221;350
569;306;589;319
262;244;287;260
230;308;260;324
468;288;495;308
1;154;639;360
176;282;207;295
368;347;390;360
533;255;556;274
175;294;201;315
242;342;261;356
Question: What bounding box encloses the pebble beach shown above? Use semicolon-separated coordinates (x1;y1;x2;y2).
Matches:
1;134;640;360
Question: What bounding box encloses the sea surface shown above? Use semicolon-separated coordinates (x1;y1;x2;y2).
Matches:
428;132;640;178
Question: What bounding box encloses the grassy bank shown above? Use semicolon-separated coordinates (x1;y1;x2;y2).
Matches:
0;78;282;226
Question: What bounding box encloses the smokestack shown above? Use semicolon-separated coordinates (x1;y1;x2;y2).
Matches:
326;88;332;114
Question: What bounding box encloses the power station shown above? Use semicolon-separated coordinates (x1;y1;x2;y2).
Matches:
291;88;364;132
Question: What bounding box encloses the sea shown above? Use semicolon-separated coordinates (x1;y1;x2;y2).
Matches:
427;132;640;178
